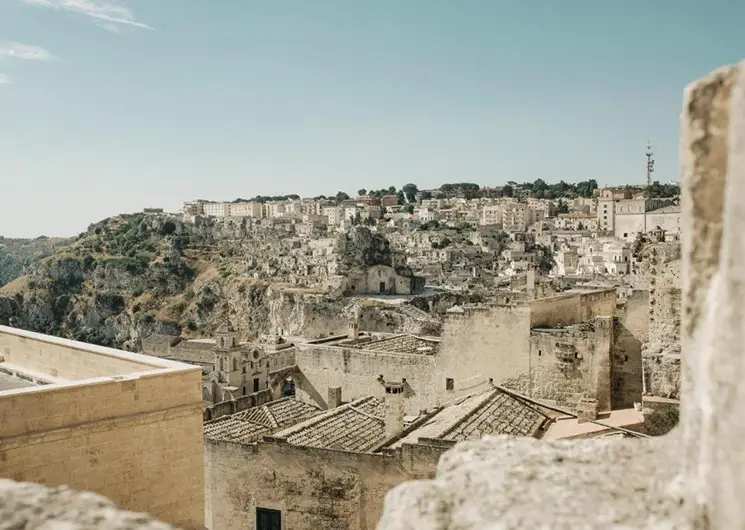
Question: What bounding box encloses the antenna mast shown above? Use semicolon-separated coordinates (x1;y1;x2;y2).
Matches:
644;142;655;234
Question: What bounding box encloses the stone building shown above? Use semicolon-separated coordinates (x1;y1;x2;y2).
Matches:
0;325;205;528
289;288;639;416
204;384;548;530
142;323;297;404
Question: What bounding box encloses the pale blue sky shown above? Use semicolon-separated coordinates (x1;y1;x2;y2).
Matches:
1;0;743;237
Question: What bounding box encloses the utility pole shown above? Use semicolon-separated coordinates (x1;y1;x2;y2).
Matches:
644;142;655;234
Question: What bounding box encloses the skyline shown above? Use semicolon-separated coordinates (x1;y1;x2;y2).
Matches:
1;0;744;238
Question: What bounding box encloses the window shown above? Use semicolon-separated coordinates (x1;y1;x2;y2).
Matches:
256;508;281;530
624;233;628;238
446;378;454;391
538;350;542;357
232;358;238;371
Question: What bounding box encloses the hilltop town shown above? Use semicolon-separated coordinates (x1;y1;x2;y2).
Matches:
0;170;684;529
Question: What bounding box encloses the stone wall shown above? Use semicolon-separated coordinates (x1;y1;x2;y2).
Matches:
436;306;531;402
0;327;205;529
613;289;647;408
205;438;443;530
295;343;437;414
501;317;613;411
529;289;615;328
0;479;177;530
642;243;681;398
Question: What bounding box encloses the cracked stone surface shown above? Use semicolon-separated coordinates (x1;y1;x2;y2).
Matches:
0;480;176;530
377;433;695;530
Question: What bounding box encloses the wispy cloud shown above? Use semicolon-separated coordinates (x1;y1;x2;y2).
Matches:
21;0;152;31
0;41;56;61
0;74;12;85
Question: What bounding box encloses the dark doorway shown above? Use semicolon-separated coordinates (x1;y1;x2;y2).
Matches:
256;507;281;530
253;378;260;393
379;281;386;294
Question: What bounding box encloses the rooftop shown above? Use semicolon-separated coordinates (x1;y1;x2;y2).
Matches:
353;334;441;355
274;396;391;453
203;397;321;444
392;388;548;448
0;371;35;392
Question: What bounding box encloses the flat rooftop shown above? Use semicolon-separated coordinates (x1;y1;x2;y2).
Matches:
0;371;35;391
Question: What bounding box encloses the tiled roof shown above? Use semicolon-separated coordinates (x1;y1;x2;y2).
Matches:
359;334;440;355
204;398;320;444
274;396;387;453
392;389;547;448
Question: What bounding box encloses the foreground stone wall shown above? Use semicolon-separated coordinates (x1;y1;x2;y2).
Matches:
0;479;176;530
377;59;745;530
0;328;205;528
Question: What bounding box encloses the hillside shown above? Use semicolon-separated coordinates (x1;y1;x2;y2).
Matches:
0;236;71;287
0;214;444;350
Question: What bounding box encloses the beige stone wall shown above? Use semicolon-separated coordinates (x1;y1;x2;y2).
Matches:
0;326;160;381
612;290;647;407
437;306;531;400
529;290;615;329
205;439;442;530
295;344;436;414
0;328;205;529
501;319;613;411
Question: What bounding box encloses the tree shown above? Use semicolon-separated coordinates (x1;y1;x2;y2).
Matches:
388;186;397;194
502;184;514;197
555;199;570;214
396;190;406;205
357;188;367;196
402;183;419;202
335;191;350;203
405;204;415;214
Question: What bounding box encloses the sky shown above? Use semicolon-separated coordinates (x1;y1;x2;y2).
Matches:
1;0;744;238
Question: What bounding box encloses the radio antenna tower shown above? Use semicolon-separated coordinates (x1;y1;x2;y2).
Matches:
646;141;655;190
644;141;655;234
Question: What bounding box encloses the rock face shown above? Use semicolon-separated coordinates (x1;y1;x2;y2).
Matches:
0;216;437;350
0;479;175;530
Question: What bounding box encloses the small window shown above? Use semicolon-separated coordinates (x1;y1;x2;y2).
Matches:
538;350;542;357
624;355;629;363
624;233;628;238
256;507;281;530
446;378;454;391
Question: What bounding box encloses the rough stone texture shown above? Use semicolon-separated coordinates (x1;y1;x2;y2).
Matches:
377;60;745;530
641;243;681;399
378;433;692;530
680;61;744;526
0;479;175;530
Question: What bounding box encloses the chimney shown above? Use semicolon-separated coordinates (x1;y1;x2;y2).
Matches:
384;382;405;438
328;386;342;409
576;396;599;424
347;306;360;340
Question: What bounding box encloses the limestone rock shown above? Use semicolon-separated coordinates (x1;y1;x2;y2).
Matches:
0;479;176;530
377;434;694;530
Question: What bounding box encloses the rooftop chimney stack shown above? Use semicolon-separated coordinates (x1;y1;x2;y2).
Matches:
348;306;360;340
328;386;342;409
384;382;405;438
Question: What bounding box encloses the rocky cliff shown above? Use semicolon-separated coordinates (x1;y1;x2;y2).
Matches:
0;215;444;350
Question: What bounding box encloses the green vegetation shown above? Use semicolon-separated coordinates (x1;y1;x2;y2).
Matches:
0;236;70;287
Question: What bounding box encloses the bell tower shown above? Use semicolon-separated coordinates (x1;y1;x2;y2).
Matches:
214;321;242;388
